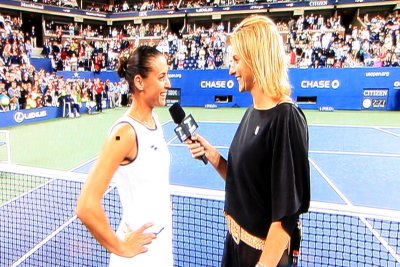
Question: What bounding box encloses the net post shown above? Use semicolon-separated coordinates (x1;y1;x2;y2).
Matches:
0;130;11;163
6;130;10;163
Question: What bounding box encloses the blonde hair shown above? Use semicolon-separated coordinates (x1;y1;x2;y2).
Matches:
230;15;291;101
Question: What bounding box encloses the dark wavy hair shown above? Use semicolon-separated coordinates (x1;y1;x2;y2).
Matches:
117;46;163;94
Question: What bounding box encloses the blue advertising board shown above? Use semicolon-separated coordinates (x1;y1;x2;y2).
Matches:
0;107;62;128
167;68;400;110
57;71;121;82
167;69;252;107
290;68;400;110
1;68;399;128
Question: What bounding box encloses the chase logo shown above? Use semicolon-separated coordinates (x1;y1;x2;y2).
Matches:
200;80;235;89
301;80;340;89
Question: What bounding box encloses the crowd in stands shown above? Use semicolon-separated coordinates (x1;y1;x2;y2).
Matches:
0;59;130;115
0;13;131;114
27;0;267;13
42;12;400;72
287;13;400;68
0;11;399;113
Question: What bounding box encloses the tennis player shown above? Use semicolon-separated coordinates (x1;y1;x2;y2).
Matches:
76;46;173;266
187;15;310;267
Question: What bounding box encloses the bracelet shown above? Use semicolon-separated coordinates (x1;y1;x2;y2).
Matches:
255;263;267;267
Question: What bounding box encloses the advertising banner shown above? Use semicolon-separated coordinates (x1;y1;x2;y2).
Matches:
0;107;61;128
1;68;400;128
167;69;252;107
290;68;400;110
362;89;389;110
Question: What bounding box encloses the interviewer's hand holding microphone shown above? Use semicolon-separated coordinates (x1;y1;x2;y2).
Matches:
169;103;227;178
186;133;212;162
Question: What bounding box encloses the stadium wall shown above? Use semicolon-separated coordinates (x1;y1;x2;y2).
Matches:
58;67;400;111
166;68;400;111
0;107;61;128
57;71;120;82
1;68;399;127
30;58;52;73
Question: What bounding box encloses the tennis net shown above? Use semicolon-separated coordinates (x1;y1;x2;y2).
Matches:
1;163;399;266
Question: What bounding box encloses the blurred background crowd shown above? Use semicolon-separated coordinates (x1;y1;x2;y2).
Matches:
0;1;399;113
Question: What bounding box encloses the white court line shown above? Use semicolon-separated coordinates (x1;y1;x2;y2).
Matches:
190;120;240;124
0;179;54;209
173;119;400;129
309;157;400;263
0;164;87;208
167;135;179;145
68;157;98;172
11;185;116;266
373;126;400;138
310;150;400;158
70;120;174;172
308;124;400;129
168;143;229;150
169;144;400;158
309;158;352;206
11;215;78;267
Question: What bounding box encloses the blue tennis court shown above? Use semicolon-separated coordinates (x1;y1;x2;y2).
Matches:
1;120;400;266
74;121;400;211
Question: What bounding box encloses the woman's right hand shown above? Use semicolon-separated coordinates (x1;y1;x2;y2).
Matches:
120;223;157;258
186;133;212;160
187;133;228;180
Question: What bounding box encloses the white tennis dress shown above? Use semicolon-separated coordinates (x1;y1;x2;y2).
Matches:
109;113;173;267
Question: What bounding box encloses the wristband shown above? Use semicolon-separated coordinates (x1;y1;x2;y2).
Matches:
255;263;267;267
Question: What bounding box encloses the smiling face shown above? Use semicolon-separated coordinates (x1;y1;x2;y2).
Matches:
228;15;292;102
229;52;254;92
140;55;171;107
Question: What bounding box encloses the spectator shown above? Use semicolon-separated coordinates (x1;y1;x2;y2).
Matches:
92;78;103;112
64;85;81;117
7;80;20;110
70;53;78;72
0;90;10;112
43;89;53;107
106;80;117;108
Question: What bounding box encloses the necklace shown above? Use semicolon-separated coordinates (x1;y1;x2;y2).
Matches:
129;113;155;128
141;119;155;128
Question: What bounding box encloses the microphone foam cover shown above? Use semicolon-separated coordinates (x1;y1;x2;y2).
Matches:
169;103;186;124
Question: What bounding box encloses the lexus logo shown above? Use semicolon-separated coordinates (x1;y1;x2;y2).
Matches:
14;112;24;123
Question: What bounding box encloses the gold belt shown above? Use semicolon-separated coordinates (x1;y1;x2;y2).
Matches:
225;213;265;250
